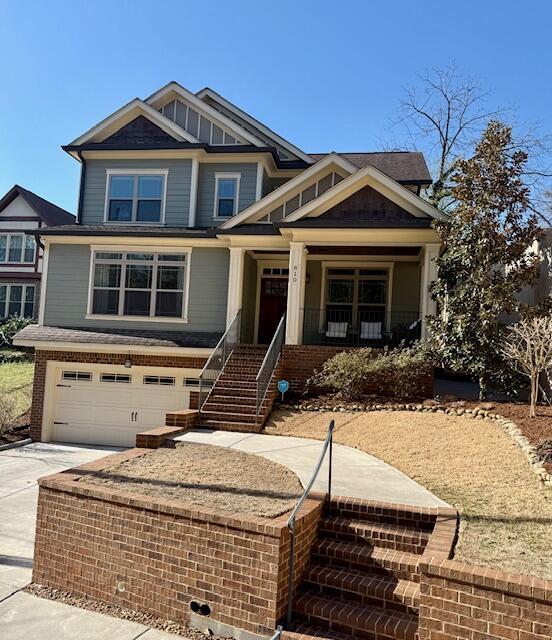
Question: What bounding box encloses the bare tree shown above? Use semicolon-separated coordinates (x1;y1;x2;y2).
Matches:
501;316;552;417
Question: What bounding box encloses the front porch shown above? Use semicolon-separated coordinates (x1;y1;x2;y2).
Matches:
227;239;439;347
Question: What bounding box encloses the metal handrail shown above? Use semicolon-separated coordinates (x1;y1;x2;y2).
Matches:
255;313;286;417
268;625;283;640
286;419;335;627
198;310;241;411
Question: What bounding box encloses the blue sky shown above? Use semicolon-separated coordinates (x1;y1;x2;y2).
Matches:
1;0;551;212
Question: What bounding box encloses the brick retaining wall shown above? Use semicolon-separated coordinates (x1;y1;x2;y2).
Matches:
419;559;552;640
283;345;434;398
33;450;323;636
30;350;207;441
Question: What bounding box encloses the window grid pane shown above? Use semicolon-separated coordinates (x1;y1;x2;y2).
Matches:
8;236;22;262
107;174;164;223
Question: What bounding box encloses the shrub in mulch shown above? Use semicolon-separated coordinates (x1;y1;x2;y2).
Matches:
536;439;552;465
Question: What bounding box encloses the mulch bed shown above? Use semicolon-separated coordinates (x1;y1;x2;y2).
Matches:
0;410;30;445
78;441;302;518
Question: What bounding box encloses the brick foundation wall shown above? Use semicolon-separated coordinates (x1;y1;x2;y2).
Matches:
283;345;434;398
30;350;207;441
34;450;323;635
419;559;552;640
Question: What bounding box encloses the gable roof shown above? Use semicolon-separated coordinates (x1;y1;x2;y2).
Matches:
69;98;199;146
0;185;75;226
145;82;267;148
309;152;432;184
196;87;315;165
218;153;358;229
282;164;447;223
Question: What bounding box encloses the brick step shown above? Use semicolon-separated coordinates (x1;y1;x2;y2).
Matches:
222;368;262;376
199;410;259;424
319;517;429;555
283;623;355;640
312;540;420;582
209;393;258;405
218;373;258;382
293;591;418;640
197;418;263;433
215;379;258;389
202;402;257;415
303;564;419;615
326;499;436;532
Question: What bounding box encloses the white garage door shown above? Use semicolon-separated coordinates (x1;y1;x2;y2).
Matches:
51;365;200;446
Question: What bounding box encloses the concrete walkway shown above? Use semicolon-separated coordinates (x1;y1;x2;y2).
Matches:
0;442;177;639
176;430;448;508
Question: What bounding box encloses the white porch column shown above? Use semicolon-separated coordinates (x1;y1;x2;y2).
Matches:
285;242;307;345
419;243;440;341
226;247;245;326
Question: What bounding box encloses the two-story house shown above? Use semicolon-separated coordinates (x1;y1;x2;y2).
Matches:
15;82;446;446
0;185;74;319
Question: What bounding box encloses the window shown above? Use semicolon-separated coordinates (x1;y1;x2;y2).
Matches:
214;173;240;218
0;234;36;263
62;371;92;381
185;377;211;387
100;373;131;383
0;284;35;318
325;268;388;328
105;171;167;223
90;251;189;320
143;375;175;386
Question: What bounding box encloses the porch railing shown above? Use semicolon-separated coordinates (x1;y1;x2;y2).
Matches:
286;419;335;626
198;310;241;411
302;307;421;347
256;314;286;417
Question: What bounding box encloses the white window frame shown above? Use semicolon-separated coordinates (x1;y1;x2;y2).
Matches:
213;172;241;220
0;233;36;264
103;169;169;225
86;246;192;323
0;283;36;318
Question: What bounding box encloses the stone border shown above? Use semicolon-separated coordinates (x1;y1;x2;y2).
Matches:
0;437;32;451
279;402;552;487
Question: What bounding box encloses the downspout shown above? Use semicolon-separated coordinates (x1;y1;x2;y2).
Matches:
76;150;87;225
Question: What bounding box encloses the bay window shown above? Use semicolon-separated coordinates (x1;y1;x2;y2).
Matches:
214;173;240;218
105;171;167;223
90;251;189;320
0;234;36;263
0;284;35;318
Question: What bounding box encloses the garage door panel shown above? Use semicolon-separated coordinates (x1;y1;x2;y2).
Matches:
53;423;142;448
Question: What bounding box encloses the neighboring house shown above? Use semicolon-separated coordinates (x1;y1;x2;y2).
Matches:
0;185;74;320
15;81;447;446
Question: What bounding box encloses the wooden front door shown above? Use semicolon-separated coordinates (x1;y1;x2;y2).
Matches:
258;278;288;344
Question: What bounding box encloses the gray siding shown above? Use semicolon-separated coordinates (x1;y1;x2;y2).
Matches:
391;262;421;312
196;163;258;227
81;159;193;227
43;244;229;332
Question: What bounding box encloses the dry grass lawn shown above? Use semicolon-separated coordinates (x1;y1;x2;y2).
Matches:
266;410;552;578
79;441;303;518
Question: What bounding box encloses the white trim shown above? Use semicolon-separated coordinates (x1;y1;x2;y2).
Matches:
419;243;440;341
196;87;315;165
218;154;358;229
226;247;245;325
86;247;192;322
103;169;169;225
213;172;241;221
38;243;49;325
282;164;448;223
145;82;266;147
70;98;200;146
188;157;200;227
285;242;307;345
255;161;263;202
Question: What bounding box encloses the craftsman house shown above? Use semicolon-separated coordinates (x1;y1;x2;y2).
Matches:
15;82;445;446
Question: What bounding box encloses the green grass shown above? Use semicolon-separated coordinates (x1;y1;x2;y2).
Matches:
0;360;34;415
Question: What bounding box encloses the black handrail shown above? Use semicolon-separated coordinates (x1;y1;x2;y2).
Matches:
286;419;335;627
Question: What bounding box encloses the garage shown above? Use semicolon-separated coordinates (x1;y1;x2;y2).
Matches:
47;363;201;446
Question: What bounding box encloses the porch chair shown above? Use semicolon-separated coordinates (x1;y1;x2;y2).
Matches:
325;321;349;339
360;321;382;341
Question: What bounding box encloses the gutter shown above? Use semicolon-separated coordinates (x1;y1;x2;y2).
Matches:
76;150;86;224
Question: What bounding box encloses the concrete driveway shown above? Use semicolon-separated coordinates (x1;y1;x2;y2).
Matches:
0;442;176;639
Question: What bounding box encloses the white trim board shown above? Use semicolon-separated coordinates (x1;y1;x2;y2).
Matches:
69;98;199;146
218;153;358;229
196;87;315;165
282;164;448;223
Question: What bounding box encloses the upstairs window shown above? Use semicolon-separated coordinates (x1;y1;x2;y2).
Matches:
214;173;240;218
0;234;36;263
105;171;167;224
89;251;189;320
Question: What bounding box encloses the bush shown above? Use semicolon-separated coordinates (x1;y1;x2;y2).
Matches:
536;439;552;465
0;393;18;437
307;343;432;401
0;316;34;348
